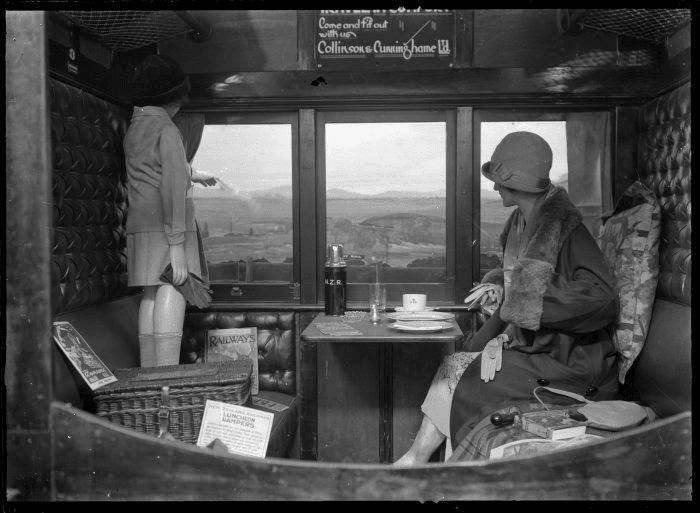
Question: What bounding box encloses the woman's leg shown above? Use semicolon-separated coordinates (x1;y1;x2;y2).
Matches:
394;415;446;465
138;286;158;367
152;284;186;366
394;351;479;465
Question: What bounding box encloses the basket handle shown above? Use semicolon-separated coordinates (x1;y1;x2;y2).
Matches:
157;385;170;439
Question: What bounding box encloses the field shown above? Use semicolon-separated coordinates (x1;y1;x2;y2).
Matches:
193;195;511;267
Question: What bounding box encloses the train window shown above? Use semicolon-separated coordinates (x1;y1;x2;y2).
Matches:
476;113;612;280
191;113;298;301
319;111;454;304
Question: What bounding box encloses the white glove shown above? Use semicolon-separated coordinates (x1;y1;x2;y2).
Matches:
480;334;508;383
464;283;503;316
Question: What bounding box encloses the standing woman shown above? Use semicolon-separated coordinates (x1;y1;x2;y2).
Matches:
124;55;216;367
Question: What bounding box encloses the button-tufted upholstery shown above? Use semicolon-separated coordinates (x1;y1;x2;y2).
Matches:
624;82;691;417
48;78;298;457
636;81;691;306
182;311;298;457
50;79;131;314
182;312;296;395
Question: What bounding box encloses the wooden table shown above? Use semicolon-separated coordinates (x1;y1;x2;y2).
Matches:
301;312;464;463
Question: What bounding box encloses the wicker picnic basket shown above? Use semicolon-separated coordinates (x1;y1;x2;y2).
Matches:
92;360;252;444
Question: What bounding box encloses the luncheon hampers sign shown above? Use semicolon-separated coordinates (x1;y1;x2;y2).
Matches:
315;9;455;69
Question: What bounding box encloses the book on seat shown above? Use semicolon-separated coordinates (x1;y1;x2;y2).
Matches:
519;409;587;440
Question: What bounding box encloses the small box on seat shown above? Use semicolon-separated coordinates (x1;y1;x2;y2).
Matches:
92;360;252;444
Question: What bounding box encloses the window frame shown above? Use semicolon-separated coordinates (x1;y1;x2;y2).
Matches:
196;111;301;303
472;108;615;284
316;110;458;306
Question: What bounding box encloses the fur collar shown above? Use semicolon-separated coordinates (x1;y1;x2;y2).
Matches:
499;186;582;331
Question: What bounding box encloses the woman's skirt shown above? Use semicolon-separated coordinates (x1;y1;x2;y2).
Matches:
127;227;208;287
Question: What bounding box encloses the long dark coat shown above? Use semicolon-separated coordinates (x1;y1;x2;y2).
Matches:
450;187;620;452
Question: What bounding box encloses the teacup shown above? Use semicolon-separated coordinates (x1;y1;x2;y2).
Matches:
402;294;427;311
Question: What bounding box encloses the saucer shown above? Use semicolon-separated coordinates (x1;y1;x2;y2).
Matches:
388;321;453;333
395;306;434;312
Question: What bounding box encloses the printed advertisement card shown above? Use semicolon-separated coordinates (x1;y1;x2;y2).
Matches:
205;327;259;394
52;321;118;391
196;400;274;458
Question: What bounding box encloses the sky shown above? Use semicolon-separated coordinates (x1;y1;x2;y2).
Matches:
192;121;568;196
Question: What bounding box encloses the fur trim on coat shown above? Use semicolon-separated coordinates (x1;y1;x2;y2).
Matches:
499;187;582;331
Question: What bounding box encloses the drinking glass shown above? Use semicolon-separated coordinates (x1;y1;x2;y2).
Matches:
368;284;387;322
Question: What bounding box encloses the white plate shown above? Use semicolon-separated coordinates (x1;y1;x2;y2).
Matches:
386;311;455;322
388;321;454;333
395;306;435;312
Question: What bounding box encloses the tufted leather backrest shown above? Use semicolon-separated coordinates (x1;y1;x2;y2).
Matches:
50;79;131;314
182;312;296;395
636;81;691;305
625;82;691;417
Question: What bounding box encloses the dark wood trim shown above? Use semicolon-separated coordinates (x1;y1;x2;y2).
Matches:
378;344;393;463
291;111;302;290
613;106;641;206
297;311;318;461
446;110;458;301
456;106;474;300
203;112;297;124
187;302;480;313
453;10;473;69
297;10;316;71
6;11;53;501
186;67;664;112
314;111;327;304
299;109;318;304
51;403;692;500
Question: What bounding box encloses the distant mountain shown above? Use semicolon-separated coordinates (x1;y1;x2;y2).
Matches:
327;188;365;199
192;178;238;198
371;189;445;198
252;185;293;198
241;187;447;199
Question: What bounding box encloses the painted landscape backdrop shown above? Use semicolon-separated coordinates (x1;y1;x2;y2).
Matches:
193;181;516;276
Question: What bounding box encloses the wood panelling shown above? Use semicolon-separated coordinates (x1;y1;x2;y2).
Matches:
614;106;641;206
392;342;454;459
6;10;53;501
299;108;318;304
185;66;667;112
317;343;381;463
159;10;298;73
456;106;474;297
52;403;691;500
474;9;631;69
297;312;319;460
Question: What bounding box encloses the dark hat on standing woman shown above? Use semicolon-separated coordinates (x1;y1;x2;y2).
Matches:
481;131;553;193
131;54;191;107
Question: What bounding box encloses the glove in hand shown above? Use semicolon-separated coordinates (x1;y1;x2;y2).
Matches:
160;264;212;309
464;282;504;316
480;334;507;383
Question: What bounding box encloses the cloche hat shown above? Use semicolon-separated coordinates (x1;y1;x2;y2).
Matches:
131;54;191;107
481;131;553;193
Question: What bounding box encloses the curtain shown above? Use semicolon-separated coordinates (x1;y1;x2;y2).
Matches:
173;112;206;164
565;112;611;237
173;111;209;282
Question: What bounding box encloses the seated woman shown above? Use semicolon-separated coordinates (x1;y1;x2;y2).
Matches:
395;131;620;465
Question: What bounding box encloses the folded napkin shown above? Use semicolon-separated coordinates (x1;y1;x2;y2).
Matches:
159;264;212;309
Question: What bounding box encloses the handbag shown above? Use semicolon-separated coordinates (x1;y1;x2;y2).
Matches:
533;386;651;431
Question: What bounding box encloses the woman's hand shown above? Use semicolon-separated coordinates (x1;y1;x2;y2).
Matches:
191;170;219;187
464;282;503;316
169;244;188;286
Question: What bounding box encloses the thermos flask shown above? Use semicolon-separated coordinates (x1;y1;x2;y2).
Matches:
324;243;347;316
